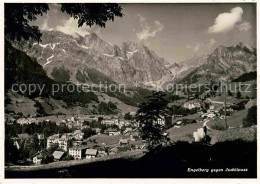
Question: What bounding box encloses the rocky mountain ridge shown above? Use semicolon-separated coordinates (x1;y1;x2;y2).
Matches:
13;30;257;88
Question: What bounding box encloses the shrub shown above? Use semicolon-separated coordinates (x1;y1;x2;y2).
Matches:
243;106;257;127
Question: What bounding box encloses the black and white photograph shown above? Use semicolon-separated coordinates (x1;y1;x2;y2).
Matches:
2;1;258;180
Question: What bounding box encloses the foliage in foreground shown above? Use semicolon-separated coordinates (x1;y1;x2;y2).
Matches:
136;91;170;151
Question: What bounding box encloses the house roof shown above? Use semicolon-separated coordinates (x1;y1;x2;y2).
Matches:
48;134;60;139
35;154;43;159
119;139;128;144
106;128;118;132
53;151;65;160
17;133;30;140
74;130;82;134
85;149;98;156
69;146;88;151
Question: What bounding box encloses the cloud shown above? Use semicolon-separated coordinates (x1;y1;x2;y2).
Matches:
40;18;53;31
207;38;216;48
194;43;203;51
56;17;90;36
55;17;100;36
136;15;164;40
237;21;252;31
208;7;243;33
186;43;203;51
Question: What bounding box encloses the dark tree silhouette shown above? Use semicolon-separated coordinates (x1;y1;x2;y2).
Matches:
5;3;123;42
5;4;49;42
236;91;242;99
228;90;232;96
243;106;257;127
136;91;170;151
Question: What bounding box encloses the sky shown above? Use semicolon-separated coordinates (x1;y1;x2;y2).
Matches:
32;3;256;64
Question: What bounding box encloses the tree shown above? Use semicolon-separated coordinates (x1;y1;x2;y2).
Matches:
5;3;123;42
82;127;96;139
5;138;20;164
243;106;257;127
236;91;242;99
22;134;40;158
228;90;233;96
136;91;170;151
124;112;133;120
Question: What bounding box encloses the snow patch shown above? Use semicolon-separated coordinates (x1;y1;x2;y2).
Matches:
39;43;49;48
126;50;138;59
62;49;68;56
79;45;90;49
118;57;125;60
102;53;114;57
43;54;54;67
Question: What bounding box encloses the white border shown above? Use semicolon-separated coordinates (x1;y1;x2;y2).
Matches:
0;0;259;184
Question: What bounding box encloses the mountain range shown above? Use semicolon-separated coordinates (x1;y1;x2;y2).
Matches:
13;30;256;89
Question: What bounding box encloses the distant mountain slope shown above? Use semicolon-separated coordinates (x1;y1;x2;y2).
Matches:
5;40;153;116
14;30;172;87
179;43;256;84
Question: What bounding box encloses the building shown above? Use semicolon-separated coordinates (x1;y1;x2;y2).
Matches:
130;131;140;141
183;102;201;110
16;118;39;125
85;149;98;159
209;105;215;110
47;134;60;149
47;133;73;151
156;117;165;126
73;130;84;140
129;111;136;116
174;120;183;128
94;128;101;134
37;134;44;140
33;153;43;164
175;119;196;127
105;128;120;136
207;113;216;118
69;146;88;160
53;151;65;161
98;150;108;157
101;119;119;126
119;139;129;146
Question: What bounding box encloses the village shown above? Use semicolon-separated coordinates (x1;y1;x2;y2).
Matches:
6;92;256;166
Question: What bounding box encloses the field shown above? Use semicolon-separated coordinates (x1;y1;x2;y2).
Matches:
167;121;204;142
207;109;248;129
87;134;123;147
